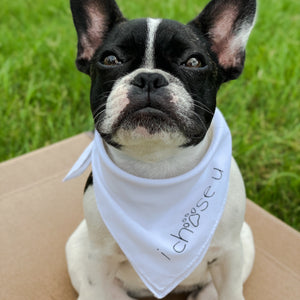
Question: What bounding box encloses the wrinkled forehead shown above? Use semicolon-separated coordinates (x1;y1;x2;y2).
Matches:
99;18;203;67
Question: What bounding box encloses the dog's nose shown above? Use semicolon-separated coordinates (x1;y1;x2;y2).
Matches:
131;72;169;91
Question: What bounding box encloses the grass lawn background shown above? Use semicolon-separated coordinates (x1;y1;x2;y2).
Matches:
1;0;299;230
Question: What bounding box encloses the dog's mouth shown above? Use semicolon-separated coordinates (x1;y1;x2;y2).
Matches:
114;106;179;135
133;107;166;116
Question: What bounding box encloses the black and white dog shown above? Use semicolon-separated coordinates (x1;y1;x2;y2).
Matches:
66;0;257;299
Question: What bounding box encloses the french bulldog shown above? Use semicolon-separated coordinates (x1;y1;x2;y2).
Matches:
66;0;257;299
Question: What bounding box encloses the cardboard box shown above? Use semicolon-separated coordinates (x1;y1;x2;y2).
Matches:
1;133;299;300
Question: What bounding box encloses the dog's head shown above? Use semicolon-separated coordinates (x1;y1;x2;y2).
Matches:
70;0;256;154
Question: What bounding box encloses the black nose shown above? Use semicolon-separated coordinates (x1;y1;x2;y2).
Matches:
131;72;169;91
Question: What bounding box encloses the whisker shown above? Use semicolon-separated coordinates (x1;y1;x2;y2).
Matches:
187;92;214;116
190;110;208;132
94;110;106;123
92;103;107;118
94;91;110;103
193;103;214;116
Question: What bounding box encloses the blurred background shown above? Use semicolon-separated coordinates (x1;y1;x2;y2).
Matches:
0;0;299;229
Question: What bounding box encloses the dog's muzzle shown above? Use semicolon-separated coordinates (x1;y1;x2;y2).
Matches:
114;72;179;133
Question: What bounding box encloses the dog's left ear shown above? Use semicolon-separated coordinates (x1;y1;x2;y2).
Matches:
70;0;126;74
188;0;256;81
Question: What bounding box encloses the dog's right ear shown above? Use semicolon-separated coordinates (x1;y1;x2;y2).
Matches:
70;0;126;74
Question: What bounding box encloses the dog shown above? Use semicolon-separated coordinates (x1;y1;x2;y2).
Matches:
65;0;257;299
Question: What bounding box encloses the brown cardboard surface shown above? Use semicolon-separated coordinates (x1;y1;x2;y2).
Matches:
0;133;299;300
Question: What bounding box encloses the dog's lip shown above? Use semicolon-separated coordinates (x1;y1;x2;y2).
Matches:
112;105;178;134
133;107;166;115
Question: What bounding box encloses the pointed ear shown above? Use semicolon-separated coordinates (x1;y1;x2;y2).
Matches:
70;0;126;74
188;0;256;81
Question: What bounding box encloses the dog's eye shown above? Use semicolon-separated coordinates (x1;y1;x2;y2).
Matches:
184;57;203;68
102;55;122;66
183;55;207;69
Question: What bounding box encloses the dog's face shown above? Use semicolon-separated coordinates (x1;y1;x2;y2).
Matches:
71;0;256;152
91;18;220;149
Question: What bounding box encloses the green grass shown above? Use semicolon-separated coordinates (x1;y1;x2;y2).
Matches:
1;0;299;230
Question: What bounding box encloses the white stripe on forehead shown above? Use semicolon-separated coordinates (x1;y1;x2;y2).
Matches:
144;18;162;68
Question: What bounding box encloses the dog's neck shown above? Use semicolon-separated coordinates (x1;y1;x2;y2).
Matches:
105;127;213;179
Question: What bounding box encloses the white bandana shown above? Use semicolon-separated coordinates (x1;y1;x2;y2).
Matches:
64;108;232;299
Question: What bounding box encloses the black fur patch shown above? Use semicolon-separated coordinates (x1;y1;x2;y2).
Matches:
208;258;218;265
84;172;93;193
